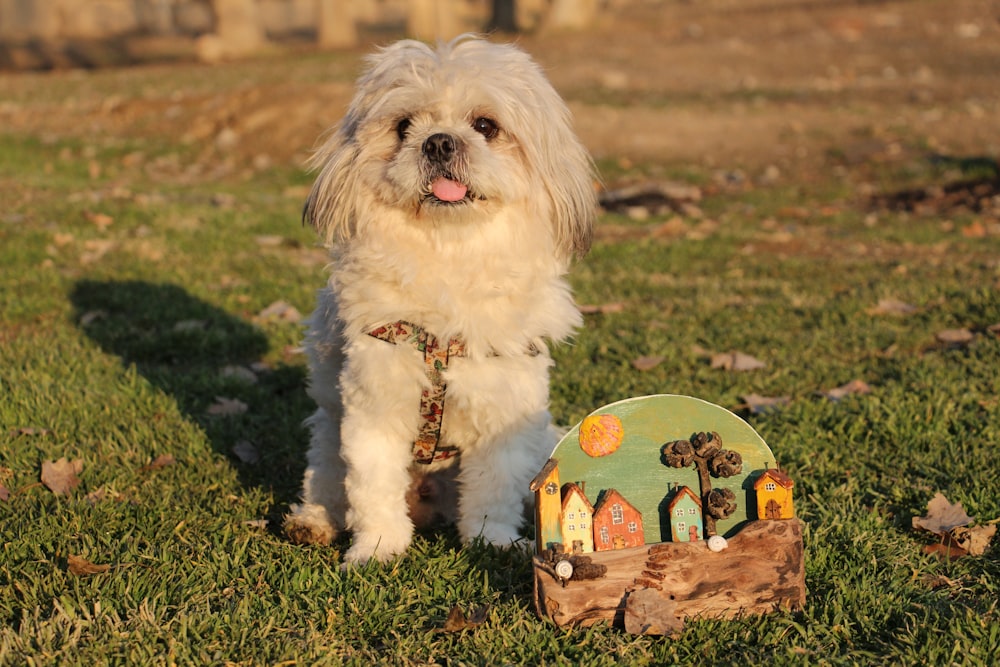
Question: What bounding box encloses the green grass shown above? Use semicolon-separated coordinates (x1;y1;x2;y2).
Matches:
2;110;1000;666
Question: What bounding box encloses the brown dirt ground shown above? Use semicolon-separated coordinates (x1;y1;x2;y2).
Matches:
1;0;998;186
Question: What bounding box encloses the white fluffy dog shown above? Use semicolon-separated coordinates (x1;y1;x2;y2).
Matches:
284;35;596;565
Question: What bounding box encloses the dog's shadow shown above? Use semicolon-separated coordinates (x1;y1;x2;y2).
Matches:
70;279;312;519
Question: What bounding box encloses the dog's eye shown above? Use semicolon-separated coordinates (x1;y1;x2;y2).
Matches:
396;118;412;141
472;117;499;140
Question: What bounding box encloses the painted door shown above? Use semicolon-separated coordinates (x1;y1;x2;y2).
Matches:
765;499;781;519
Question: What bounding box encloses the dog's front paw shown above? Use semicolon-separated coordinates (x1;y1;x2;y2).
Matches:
342;528;413;567
284;503;338;546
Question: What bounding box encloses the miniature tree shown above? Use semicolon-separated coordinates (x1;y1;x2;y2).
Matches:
662;431;743;537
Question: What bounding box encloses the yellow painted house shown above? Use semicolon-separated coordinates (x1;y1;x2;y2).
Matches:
529;458;563;553
754;469;795;520
560;483;595;553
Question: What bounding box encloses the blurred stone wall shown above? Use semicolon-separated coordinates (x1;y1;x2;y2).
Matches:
0;0;607;67
0;0;406;41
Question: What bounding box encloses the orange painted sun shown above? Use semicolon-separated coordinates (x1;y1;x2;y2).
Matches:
578;413;624;457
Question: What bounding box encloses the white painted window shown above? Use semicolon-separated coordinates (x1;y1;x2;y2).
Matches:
611;504;624;525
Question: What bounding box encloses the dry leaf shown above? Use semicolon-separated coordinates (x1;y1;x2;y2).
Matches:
739;393;791;415
961;221;987;238
41;457;83;495
84;211;114;231
935;328;975;347
207;397;248;416
67;554;111;576
172;319;207;333
142;454;177;472
949;524;997;556
78;310;106;326
579;302;626;315
710;351;766;371
10;427;52;437
821;379;872;401
232;440;260;464
631;355;665;371
987;323;1000;337
867;298;917;316
221;365;258;384
85;487;126;505
923;540;968;561
0;485;9;502
256;300;302;323
912;493;973;535
439;605;489;633
254;234;285;247
243;519;269;530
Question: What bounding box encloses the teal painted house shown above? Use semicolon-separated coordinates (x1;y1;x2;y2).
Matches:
668;486;703;542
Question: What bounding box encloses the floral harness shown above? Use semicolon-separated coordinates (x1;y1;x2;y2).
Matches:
367;321;539;464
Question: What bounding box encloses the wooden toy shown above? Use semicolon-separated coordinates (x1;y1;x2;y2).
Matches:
530;395;805;635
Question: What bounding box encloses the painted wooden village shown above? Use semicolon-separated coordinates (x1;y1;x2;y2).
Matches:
530;395;806;635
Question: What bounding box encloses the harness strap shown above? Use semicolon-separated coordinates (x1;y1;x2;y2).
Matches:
367;321;462;464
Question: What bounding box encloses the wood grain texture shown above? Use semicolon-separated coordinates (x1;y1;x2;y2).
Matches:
534;518;805;634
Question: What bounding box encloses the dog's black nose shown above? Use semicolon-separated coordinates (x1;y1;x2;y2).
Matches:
422;133;456;163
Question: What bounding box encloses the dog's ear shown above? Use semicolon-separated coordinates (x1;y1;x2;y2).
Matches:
490;44;596;261
302;119;363;246
541;126;597;261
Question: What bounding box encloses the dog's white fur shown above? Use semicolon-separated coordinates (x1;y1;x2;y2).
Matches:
284;35;596;564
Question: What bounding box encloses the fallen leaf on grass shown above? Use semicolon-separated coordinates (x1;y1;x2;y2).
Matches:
820;379;872;401
950;524;997;556
935;328;975;347
987;323;1000;337
41;458;83;495
739;393;791;414
866;298;917;316
911;492;999;558
923;539;968;561
710;351;766;371
83;211;113;231
579;302;626;315
172;319;207;333
67;554;111;576
141;454;177;472
221;365;258;384
631;355;665;371
10;427;52;437
85;487;127;505
439;605;490;633
78;310;106;326
256;300;302;324
912;493;974;535
207;397;248;416
912;493;999;561
0;485;9;502
232;440;260;464
243;519;269;530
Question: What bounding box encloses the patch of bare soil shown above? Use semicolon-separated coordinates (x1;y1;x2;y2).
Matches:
0;0;997;186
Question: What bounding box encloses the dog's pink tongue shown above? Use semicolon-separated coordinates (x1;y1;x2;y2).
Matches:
431;177;468;202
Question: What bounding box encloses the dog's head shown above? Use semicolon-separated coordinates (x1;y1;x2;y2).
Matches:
304;35;595;260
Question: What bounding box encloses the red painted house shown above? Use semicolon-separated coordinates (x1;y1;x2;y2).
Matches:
592;488;644;551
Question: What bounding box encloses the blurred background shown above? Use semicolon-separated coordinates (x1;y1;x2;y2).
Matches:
2;0;997;181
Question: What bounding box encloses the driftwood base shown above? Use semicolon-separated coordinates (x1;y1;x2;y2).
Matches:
534;518;805;635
